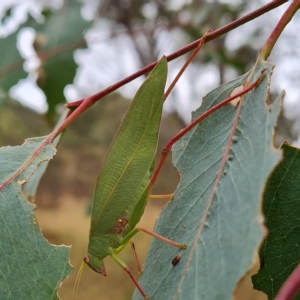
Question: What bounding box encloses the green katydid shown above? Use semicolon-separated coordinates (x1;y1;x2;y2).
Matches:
76;57;185;300
75;37;265;299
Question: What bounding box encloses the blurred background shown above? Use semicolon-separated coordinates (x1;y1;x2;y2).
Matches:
0;0;299;299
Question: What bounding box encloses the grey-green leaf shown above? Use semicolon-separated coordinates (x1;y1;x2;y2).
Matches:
23;109;68;200
133;58;282;300
252;142;300;300
0;137;72;300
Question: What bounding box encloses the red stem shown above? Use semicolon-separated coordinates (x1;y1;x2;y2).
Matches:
51;0;287;141
275;262;300;300
260;0;300;60
149;71;266;188
163;30;211;101
66;0;287;110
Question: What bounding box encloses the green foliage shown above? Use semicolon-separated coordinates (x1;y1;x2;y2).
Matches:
0;1;91;115
0;137;72;299
23;110;68;200
32;1;92;115
1;8;12;23
252;142;300;300
0;29;26;103
133;58;282;299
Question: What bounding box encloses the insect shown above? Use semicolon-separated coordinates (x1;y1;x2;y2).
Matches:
75;57;186;300
172;254;182;266
75;36;265;299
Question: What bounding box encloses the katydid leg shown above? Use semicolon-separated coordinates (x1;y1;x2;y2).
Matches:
114;240;142;273
110;252;149;300
130;241;142;275
149;193;174;199
118;227;187;250
114;225;185;276
137;228;187;249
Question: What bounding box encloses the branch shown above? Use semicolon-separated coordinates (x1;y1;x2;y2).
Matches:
275;262;300;300
50;0;288;141
66;0;288;109
260;0;300;60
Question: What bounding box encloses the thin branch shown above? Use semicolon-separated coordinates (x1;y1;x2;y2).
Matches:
47;0;287;140
260;0;300;60
275;261;300;300
66;0;288;109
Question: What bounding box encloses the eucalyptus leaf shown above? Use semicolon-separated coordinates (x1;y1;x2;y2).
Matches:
0;137;72;299
133;58;282;300
253;142;300;300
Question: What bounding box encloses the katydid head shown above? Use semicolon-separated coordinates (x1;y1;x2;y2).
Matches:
83;253;107;276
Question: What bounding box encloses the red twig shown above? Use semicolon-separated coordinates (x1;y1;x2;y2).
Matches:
275;262;300;300
260;0;300;60
50;1;287;141
66;0;287;110
163;31;211;101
